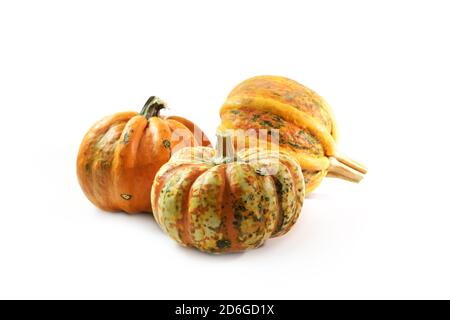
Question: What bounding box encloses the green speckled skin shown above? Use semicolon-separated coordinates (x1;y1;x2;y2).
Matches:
151;146;305;254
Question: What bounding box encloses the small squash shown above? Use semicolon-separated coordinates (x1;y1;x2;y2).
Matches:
219;75;367;194
77;96;211;214
151;132;305;253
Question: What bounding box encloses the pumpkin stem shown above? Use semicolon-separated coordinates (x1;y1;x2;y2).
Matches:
214;131;235;164
140;96;166;119
327;156;366;183
334;152;368;175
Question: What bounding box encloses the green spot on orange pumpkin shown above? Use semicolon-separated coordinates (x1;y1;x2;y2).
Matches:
163;140;171;149
216;239;231;249
123;132;129;144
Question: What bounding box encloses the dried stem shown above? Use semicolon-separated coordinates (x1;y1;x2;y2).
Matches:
334;152;368;175
140;96;166;119
327;156;365;183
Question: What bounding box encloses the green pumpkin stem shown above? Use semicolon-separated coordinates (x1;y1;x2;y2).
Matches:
140;96;166;119
214;131;235;164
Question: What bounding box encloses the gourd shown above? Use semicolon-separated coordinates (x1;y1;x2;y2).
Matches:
77;96;211;214
151;132;305;253
219;75;367;194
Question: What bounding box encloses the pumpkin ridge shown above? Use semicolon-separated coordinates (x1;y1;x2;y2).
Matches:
241;149;304;237
77;113;135;211
223;165;243;252
225;163;268;249
178;169;207;247
90;122;129;211
221;97;336;157
243;164;268;249
274;157;304;236
255;172;278;240
187;165;228;253
220;107;326;157
117;116;148;167
158;166;208;243
239;141;330;171
110;115;149;213
152;163;211;223
270;161;298;238
271;176;284;236
150;117;173;160
219;121;331;173
251;168;276;245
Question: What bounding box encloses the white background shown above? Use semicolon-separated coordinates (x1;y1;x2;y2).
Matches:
1;0;449;300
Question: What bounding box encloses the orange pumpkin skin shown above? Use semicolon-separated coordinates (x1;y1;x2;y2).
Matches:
77;96;211;214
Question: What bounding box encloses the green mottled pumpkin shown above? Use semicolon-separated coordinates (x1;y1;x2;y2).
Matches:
151;133;305;253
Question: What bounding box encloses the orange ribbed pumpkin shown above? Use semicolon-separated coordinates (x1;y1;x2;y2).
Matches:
77;96;211;214
151;133;305;253
219;75;367;194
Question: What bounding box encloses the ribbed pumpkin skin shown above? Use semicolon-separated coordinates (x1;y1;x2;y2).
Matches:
151;146;305;253
219;76;338;194
77;105;211;214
